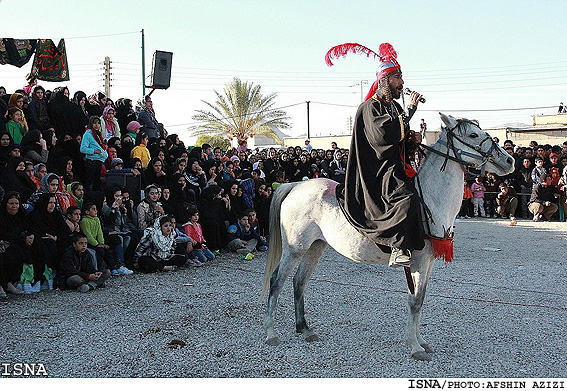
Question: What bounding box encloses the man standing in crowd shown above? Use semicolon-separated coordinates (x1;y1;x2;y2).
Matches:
517;157;534;218
529;174;559;221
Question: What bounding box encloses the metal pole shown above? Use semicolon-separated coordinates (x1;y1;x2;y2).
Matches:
306;101;310;139
141;29;145;97
104;56;111;99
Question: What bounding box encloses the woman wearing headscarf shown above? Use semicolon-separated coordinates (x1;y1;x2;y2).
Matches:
28;193;66;271
183;158;206;201
87;91;106;118
33;163;47;188
196;185;229;253
1;192;52;293
0;131;14;163
135;95;161;140
70;91;89;136
225;181;244;225
25;172;65;214
143;157;168;189
20;129;48;164
53;156;76;185
47;86;74;137
164;173;192;224
137;184;164;230
133;215;186;272
48;132;85;183
0;157;37;202
100;106;121;141
202;159;220;188
114;98;137;133
329;149;346;184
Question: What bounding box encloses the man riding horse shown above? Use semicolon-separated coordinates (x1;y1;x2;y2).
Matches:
326;42;425;267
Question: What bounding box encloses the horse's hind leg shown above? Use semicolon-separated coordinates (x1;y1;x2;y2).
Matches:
264;249;299;346
293;240;327;343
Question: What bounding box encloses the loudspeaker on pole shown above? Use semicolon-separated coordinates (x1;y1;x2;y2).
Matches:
150;50;173;89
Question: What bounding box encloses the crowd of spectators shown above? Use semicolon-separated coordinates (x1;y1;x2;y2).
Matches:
459;138;567;222
2;81;567;300
0;82;350;299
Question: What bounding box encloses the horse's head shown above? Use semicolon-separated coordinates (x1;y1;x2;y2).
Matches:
438;113;515;176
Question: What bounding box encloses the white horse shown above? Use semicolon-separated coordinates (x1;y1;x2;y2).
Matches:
261;113;515;361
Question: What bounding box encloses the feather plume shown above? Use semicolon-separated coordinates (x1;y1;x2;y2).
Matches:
325;43;379;66
378;43;397;62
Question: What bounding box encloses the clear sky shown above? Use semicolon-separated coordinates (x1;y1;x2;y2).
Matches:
2;0;566;146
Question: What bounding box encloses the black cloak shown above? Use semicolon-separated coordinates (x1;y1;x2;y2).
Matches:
337;98;425;251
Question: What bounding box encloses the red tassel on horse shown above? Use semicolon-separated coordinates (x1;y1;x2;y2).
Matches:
428;237;454;263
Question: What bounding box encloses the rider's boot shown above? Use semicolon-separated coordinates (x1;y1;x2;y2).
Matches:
389;247;412;268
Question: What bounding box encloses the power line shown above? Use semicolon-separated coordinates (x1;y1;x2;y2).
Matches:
309;101;558;113
164;101;305;128
65;31;139;40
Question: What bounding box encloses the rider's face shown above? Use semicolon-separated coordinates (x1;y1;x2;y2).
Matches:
388;72;404;99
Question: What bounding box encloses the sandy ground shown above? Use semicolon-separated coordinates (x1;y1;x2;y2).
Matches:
1;217;566;378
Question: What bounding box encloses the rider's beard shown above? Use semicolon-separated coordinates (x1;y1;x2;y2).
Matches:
377;76;394;103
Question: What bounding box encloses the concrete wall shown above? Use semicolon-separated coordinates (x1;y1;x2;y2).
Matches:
532;113;567;126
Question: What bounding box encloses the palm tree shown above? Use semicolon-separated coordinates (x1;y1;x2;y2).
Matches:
191;78;290;146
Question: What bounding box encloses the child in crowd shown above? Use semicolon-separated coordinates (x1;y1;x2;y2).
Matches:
458;180;473;219
470;176;486;217
247;209;268;250
134;215;186;273
271;170;285;191
227;212;267;257
5;108;26;144
531;157;547;187
58;233;111;292
182;208;215;265
80;202;121;273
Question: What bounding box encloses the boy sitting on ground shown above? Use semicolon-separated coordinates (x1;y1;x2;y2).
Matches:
226;212;267;256
247;208;268;251
58;233;111;292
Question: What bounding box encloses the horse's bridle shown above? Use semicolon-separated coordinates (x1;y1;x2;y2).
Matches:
418;119;504;176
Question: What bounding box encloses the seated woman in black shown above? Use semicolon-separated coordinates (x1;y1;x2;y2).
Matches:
28;193;67;272
196;185;229;254
0;192;49;293
0;157;37;203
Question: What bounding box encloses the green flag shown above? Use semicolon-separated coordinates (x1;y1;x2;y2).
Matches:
31;38;70;81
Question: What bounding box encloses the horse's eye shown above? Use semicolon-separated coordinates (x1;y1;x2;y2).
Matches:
470;133;479;138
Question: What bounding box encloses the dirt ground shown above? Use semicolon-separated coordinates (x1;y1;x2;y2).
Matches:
1;217;566;378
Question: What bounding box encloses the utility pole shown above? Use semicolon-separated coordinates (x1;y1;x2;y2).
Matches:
350;80;368;102
141;29;146;97
306;101;310;139
104;56;112;99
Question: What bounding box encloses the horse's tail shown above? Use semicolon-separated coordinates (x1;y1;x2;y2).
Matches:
260;182;298;300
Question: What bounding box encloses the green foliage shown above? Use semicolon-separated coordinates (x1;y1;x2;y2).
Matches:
190;77;290;145
196;135;231;151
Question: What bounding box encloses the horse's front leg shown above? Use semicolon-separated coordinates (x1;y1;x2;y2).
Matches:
405;250;435;361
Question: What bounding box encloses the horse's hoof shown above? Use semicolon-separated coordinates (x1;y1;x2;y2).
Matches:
411;351;432;361
266;337;280;346
420;343;434;353
305;333;320;342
